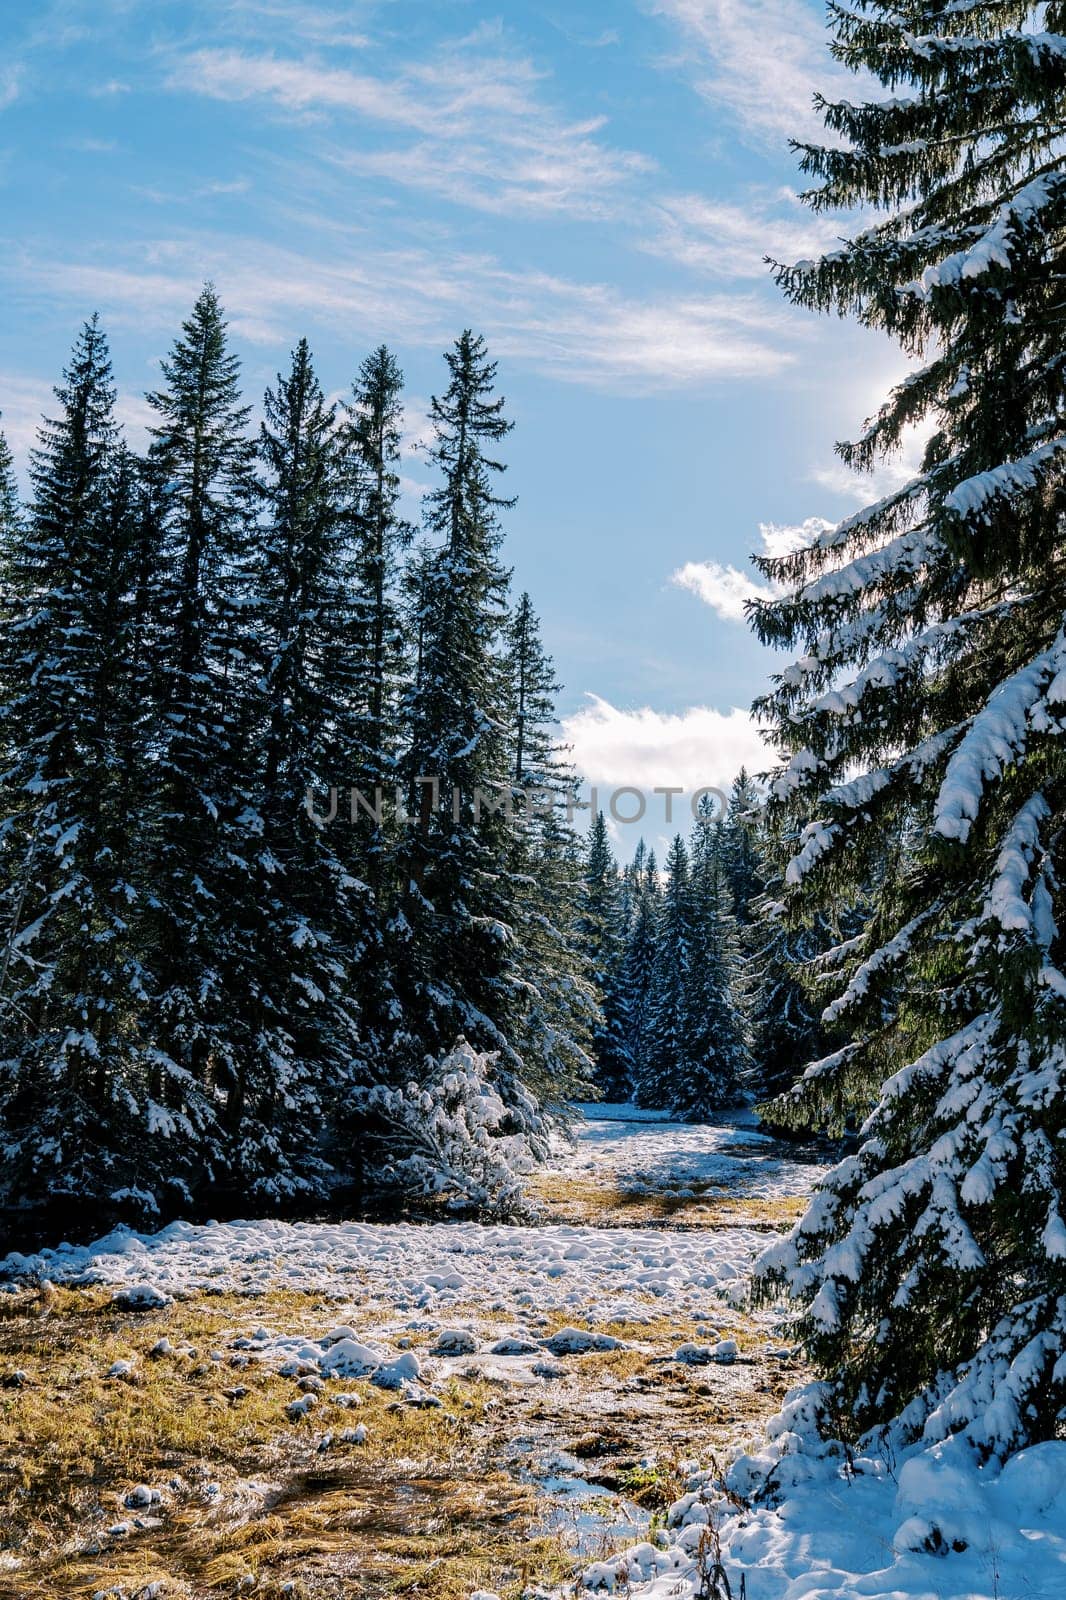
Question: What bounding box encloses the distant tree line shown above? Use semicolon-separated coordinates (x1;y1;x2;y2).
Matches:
578;771;852;1118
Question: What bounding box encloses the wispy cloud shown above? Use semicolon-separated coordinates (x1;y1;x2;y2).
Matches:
0;371;157;473
216;0;372;50
15;235;801;390
672;516;831;620
648;189;848;278
562;693;768;792
651;0;856;147
0;67;21;111
165;40;651;219
0;374;54;463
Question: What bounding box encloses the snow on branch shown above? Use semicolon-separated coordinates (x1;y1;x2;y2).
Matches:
933;642;1061;842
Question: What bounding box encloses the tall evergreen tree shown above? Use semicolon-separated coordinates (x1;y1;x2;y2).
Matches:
504;596;595;1103
392;333;531;1103
249;338;367;1190
342;346;412;896
753;0;1066;1457
0;424;17;538
681;806;748;1115
637;834;692;1109
0;319;148;1204
724;768;762;927
621;841;659;1084
141;284;261;1198
579;810;632;1099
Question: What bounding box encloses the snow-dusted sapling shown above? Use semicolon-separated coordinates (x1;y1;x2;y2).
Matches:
362;1039;541;1213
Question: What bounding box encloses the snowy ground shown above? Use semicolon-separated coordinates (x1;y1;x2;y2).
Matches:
560;1103;824;1201
540;1113;1066;1600
1;1212;761;1320
3;1109;1060;1599
1;1105;814;1318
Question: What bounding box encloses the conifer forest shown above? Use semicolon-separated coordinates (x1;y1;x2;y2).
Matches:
2;2;1066;1597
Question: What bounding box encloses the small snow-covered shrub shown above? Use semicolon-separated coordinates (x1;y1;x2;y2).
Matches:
362;1040;542;1213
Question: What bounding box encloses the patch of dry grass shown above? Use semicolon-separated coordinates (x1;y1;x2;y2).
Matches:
0;1158;811;1599
527;1172;807;1230
0;1287;579;1599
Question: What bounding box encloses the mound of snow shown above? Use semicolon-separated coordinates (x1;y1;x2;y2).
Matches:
319;1338;382;1378
541;1327;625;1355
111;1283;172;1310
370;1351;421;1390
430;1328;479;1355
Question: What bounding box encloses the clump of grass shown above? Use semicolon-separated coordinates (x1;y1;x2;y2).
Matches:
617;1457;686;1510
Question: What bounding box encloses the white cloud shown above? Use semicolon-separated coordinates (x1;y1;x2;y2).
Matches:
758;516;833;559
652;0;860;147
562;693;768;794
167;49;427;124
648;190;849;279
166;41;650;219
673;559;774;620
17;237;799;390
672;516;831;620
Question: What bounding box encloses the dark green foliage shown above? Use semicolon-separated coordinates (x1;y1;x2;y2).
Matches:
637;834;692;1110
504;596;596;1105
681;806;749;1114
748;889;831;1103
724;769;762;927
248;338;367;1193
0;426;17;538
391;332;519;1065
341;345;413;886
0;320;151;1203
0;305;596;1221
141;285;265;1198
579;811;632;1099
619;842;659;1089
751;0;1066;1457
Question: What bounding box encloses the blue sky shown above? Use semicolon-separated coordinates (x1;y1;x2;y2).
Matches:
0;0;911;844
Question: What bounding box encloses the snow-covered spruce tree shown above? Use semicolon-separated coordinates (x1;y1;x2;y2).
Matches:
578;810;633;1099
503;592;595;1106
681;804;749;1116
340;345;413;900
753;1;1066;1454
364;1039;542;1214
140;285;269;1202
390;332;551;1147
637;834;692;1109
0;320;151;1207
249;338;369;1191
725;768;763;928
621;841;659;1085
